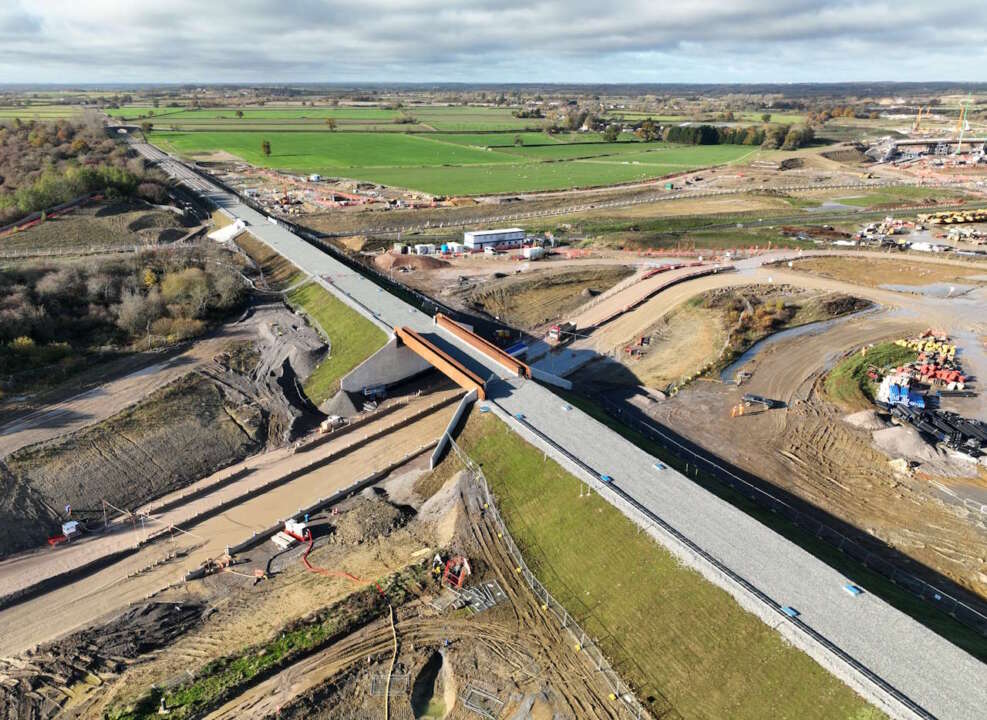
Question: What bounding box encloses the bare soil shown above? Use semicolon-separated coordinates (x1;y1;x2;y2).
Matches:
458;264;633;331
0;201;194;256
636;315;987;601
789;256;987;290
0;301;326;559
375;252;450;272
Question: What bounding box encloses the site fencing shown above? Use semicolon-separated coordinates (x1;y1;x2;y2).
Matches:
592;394;987;637
447;437;656;720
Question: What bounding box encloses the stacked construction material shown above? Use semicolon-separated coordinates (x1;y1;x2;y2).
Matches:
890;405;987;458
893;330;966;391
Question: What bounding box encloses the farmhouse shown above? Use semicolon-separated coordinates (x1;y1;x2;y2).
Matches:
463;227;525;251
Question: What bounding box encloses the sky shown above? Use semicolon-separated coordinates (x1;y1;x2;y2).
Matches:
1;0;986;84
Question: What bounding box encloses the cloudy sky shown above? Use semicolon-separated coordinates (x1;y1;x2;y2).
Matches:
1;0;985;84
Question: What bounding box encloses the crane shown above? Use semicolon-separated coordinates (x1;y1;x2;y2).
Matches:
954;94;971;155
912;105;928;134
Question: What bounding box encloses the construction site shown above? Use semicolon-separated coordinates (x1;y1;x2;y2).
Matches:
8;87;987;720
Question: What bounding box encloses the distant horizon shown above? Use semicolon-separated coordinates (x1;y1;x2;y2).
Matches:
3;80;987;94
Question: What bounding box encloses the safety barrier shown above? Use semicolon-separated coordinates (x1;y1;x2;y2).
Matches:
592;394;987;637
190;441;436;574
434;313;530;379
489;405;935;720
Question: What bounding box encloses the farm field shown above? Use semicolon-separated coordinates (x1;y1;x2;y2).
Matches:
107;104;544;132
153;129;755;195
0;105;84;119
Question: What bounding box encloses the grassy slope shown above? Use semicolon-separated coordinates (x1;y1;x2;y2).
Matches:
557;390;987;662
459;414;884;720
823;342;918;409
285;282;387;404
234;231;305;291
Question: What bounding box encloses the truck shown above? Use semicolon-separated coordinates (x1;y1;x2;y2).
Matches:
547;321;577;346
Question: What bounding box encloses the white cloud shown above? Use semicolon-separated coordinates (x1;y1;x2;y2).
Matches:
0;1;985;83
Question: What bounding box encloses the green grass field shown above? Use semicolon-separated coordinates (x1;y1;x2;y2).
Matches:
456;413;883;720
153;129;754;195
285;281;388;404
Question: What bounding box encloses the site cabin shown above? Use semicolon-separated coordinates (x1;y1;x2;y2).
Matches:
463;228;525;251
522;246;545;260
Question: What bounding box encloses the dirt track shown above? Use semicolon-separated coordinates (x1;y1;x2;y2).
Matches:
201;469;630;720
0;402;452;657
0;302;319;459
0;392;459;602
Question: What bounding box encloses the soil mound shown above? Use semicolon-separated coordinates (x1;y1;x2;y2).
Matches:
374;252;449;272
333;491;413;544
0;602;202;719
843;410;888;431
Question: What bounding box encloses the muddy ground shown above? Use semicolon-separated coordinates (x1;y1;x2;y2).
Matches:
0;301;326;558
577;284;869;392
453;264;633;332
5;453;630;720
603;313;987;601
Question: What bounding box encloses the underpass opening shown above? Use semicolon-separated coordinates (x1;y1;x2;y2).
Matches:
395;327;487;400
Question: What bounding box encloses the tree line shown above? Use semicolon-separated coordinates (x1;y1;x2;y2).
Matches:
0;117;167;224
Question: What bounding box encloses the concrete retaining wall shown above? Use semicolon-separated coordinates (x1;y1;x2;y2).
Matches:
430;389;477;469
340;336;433;393
530;367;573;390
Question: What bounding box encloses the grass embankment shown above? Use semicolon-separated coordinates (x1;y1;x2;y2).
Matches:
234;231;305;290
456;414;885;720
555;390;987;663
823;342;918;409
107;570;419;720
285;281;387;404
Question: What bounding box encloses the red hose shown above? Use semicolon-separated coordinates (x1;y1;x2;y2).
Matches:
288;529;386;597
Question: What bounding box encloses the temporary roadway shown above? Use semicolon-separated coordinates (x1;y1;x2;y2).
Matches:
125;141;987;720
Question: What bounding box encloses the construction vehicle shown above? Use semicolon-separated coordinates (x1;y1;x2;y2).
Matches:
443;555;472;589
741;394;783;410
319;415;345;434
547;321;577;346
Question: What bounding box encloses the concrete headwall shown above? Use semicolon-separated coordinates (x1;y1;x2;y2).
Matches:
430;389;477;469
530;367;573;390
340;336;433;393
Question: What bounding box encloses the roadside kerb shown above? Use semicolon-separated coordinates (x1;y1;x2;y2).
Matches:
162;393;460;539
588;264;734;330
486;402;933;720
2;397;456;607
